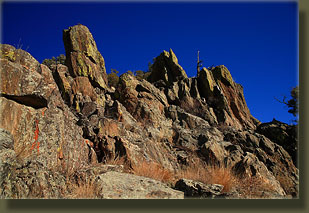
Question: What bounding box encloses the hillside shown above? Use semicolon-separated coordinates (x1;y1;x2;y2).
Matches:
0;24;298;199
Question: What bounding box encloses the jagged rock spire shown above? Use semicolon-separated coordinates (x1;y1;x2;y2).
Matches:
148;49;187;87
63;24;108;90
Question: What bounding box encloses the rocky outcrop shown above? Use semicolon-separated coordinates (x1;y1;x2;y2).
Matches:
148;49;187;86
197;66;259;130
0;44;94;197
256;119;298;166
0;24;299;199
63;24;108;90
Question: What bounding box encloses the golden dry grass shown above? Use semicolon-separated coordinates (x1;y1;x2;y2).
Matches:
178;158;237;193
65;178;97;199
131;160;174;184
105;155;127;165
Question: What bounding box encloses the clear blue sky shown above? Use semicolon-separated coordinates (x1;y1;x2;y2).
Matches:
1;1;298;124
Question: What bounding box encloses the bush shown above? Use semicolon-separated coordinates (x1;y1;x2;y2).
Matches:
42;54;66;69
107;69;120;88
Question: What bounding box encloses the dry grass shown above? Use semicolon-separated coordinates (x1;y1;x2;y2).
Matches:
178;158;237;193
177;158;279;197
105;155;127;165
103;155;132;172
65;178;98;199
206;165;237;193
131;160;174;184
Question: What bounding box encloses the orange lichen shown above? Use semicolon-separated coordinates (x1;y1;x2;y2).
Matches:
42;108;47;117
30;119;40;154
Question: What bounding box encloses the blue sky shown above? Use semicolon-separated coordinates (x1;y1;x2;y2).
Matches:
1;1;298;124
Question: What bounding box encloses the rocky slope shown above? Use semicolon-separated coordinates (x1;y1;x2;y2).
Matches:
0;24;298;199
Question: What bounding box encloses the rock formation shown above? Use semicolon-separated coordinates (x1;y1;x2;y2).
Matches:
0;24;298;199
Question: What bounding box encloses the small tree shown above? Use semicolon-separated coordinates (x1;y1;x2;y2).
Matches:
276;86;299;120
108;69;120;88
42;54;66;69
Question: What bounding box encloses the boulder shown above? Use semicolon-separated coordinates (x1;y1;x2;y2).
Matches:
197;67;216;98
94;171;184;199
63;24;108;89
174;178;223;198
0;45;58;109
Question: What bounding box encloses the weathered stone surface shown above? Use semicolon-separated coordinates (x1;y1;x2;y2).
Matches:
52;64;74;104
256;119;297;166
0;150;67;199
0;44;41;73
116;73;168;127
174;178;223;198
197;65;258;130
220;127;299;197
0;45;92;177
197;67;216;98
63;24;108;89
0;128;14;150
148;49;187;86
94;171;184;199
0;45;59;109
233;152;286;196
0;24;299;199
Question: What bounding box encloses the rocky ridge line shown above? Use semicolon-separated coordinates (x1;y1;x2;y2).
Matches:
0;24;298;198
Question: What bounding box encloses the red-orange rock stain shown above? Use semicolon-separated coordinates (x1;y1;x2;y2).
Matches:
30;119;40;154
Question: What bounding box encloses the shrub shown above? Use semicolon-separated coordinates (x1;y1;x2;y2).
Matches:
42;54;66;69
107;69;120;88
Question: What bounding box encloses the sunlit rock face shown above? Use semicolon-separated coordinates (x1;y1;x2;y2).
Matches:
63;24;108;90
0;24;298;199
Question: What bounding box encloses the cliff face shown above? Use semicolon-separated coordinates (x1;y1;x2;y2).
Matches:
0;24;298;199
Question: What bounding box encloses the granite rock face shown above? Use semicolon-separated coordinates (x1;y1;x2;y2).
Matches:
0;24;298;199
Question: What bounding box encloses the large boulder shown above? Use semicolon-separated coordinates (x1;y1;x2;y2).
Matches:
63;24;108;90
0;44;57;109
148;49;187;86
94;171;184;199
